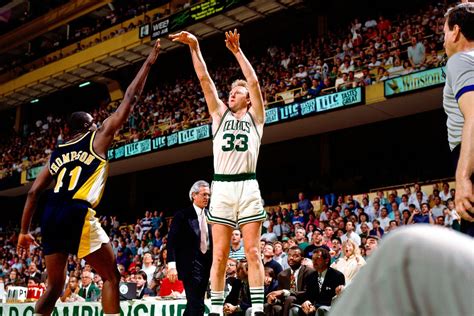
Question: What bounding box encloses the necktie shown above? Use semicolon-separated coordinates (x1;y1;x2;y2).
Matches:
317;272;323;291
290;271;296;292
200;210;208;254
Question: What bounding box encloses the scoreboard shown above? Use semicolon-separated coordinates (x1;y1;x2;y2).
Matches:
139;0;250;40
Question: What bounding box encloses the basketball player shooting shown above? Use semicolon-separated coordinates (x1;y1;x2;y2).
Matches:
169;29;267;316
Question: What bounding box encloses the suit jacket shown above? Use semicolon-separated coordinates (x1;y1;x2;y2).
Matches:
137;286;155;299
78;283;101;302
225;279;251;314
304;267;345;306
167;205;213;281
277;265;314;301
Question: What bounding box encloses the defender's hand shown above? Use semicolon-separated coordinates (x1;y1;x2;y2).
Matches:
169;31;199;49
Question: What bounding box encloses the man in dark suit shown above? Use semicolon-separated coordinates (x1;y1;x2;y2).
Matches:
298;248;345;315
167;180;213;315
265;246;314;316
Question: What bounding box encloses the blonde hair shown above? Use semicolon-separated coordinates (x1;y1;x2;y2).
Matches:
342;239;360;257
231;79;250;98
231;79;248;90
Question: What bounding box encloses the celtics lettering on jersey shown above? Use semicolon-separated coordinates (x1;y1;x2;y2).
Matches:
213;110;261;175
221;120;251;152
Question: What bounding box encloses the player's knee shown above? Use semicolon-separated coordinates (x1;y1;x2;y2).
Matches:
244;246;260;262
212;249;228;266
101;267;121;285
110;268;121;285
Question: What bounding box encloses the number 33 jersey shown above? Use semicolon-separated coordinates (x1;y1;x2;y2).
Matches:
48;131;108;208
213;109;262;175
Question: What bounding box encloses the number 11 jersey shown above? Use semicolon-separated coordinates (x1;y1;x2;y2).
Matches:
48;131;108;208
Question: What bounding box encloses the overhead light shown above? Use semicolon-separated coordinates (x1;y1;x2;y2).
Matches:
30;99;39;103
79;82;91;88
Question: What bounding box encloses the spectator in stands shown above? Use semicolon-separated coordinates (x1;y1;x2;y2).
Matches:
356;213;372;234
135;271;154;299
364;235;379;257
322;226;334;248
377;208;391;231
229;229;246;260
370;219;384;238
224;260;252;315
78;271;100;302
262;243;283;277
294;228;309;251
303;229;329;259
273;216;290;240
117;241;132;269
387;58;405;77
425;49;442;68
152;246;168;291
225;258;238;294
331;239;365;284
329;237;342;264
264;267;279;297
141;252;156;287
399;194;410;211
273;241;289;270
408;36;426;69
265;246;313;316
340;221;361;246
60;276;84;302
27;262;42;280
297;248;345;316
261;223;278;243
158;273;185;297
408;203;435;224
297;193;313;220
292;211;305;226
439;182;452;202
431;196;447;218
410;183;428;204
445;199;460;230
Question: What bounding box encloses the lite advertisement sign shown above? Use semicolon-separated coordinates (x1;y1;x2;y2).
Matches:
265;87;363;124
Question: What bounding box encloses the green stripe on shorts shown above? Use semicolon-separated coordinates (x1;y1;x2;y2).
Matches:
213;173;256;181
206;212;237;227
238;209;267;226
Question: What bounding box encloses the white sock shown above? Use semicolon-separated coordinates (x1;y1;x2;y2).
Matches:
211;290;224;315
250;286;264;313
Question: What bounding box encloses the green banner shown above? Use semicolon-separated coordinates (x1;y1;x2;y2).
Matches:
384;67;445;97
26;166;43;181
0;299;211;316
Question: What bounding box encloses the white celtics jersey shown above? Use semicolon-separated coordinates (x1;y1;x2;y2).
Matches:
213;109;262;174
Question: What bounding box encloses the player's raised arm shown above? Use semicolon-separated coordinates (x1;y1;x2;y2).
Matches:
225;29;265;125
169;31;226;121
95;39;161;151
